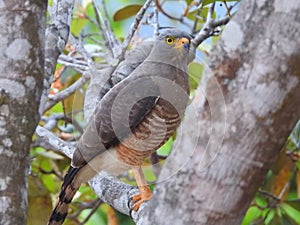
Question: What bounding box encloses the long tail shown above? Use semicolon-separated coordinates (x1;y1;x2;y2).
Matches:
48;166;81;225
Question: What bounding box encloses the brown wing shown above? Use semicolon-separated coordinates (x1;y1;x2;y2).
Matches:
72;74;160;167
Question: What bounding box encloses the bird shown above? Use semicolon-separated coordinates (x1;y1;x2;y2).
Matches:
48;28;192;225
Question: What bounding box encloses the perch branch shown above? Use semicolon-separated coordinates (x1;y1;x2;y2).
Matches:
35;124;147;224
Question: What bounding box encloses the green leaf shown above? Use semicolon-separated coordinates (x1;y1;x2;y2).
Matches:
255;195;268;208
264;209;275;224
202;0;218;6
189;62;203;91
71;17;88;36
281;202;300;224
143;166;156;182
202;0;239;6
80;208;106;225
186;7;208;21
285;200;300;211
157;137;174;156
186;0;194;5
242;206;262;225
50;102;63;113
113;4;143;21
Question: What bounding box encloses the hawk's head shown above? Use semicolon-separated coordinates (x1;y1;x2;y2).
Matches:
157;29;192;51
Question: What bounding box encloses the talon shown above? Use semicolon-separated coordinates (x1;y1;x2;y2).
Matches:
130;167;152;211
131;186;152;211
132;194;142;203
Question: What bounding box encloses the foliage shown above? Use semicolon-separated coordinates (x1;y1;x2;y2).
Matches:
28;0;300;225
242;121;300;225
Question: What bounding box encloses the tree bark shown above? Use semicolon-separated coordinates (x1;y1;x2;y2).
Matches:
0;1;47;224
140;0;300;224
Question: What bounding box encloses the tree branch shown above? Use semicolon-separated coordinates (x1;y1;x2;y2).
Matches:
154;0;190;27
191;3;231;48
117;0;153;61
92;0;117;57
34;124;147;224
41;0;75;114
35;126;75;158
43;74;90;113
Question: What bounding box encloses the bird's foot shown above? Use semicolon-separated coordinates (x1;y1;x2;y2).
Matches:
131;186;152;211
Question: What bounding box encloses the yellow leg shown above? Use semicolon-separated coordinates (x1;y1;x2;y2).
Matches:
131;166;152;211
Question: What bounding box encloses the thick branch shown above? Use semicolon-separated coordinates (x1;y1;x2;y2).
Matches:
35;125;146;223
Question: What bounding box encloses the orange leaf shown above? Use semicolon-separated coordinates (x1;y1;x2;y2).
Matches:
269;149;295;202
297;170;300;198
107;206;118;225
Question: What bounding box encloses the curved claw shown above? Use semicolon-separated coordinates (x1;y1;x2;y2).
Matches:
131;186;152;211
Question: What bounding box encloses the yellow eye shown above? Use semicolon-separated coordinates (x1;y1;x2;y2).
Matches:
165;36;175;45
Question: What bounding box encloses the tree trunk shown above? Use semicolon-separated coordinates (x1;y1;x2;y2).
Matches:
0;1;47;224
140;0;300;224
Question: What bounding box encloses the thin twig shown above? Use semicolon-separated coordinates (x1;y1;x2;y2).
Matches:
222;0;232;17
212;15;231;27
57;59;88;72
208;2;215;20
154;0;182;21
117;0;153;61
192;1;203;34
92;0;118;57
152;1;160;36
78;199;103;225
68;34;94;65
100;0;118;45
258;190;280;202
192;2;231;48
43;75;90;113
59;55;89;66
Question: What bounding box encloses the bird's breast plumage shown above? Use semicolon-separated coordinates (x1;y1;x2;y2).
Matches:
116;90;189;166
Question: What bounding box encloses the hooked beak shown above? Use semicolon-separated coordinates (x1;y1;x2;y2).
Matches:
174;37;190;50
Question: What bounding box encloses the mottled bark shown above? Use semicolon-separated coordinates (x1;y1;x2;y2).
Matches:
0;1;47;224
140;0;300;225
31;0;300;224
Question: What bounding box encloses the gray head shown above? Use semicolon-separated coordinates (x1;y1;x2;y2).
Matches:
157;29;192;51
148;29;192;65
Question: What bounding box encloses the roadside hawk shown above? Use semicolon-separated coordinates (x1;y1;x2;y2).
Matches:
48;29;192;225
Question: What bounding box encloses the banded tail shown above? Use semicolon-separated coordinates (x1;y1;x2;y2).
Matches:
48;166;81;225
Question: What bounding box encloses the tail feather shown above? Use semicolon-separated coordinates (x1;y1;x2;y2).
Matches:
48;166;81;225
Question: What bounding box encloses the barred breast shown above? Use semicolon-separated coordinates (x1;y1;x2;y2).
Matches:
116;98;184;166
